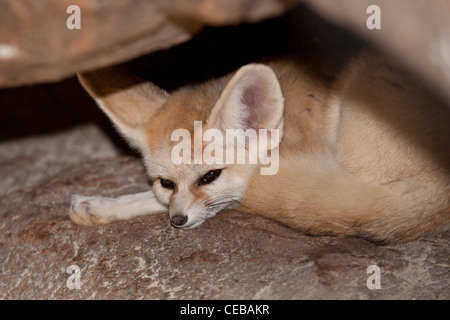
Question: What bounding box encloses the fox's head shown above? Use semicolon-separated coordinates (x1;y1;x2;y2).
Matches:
78;63;284;229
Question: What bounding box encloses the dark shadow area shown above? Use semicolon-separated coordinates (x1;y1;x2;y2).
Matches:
129;4;369;90
0;4;368;148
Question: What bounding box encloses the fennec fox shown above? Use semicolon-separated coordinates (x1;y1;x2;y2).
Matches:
70;51;450;243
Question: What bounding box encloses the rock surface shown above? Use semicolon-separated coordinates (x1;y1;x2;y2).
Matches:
0;79;448;300
1;0;449;106
306;0;450;106
0;0;295;88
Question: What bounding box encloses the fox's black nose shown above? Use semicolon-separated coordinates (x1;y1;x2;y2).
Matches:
171;214;188;227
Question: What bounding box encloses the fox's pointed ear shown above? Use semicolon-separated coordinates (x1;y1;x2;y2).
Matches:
78;67;169;150
207;64;284;147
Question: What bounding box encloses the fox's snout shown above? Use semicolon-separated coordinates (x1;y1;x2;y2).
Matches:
168;186;197;228
171;214;188;227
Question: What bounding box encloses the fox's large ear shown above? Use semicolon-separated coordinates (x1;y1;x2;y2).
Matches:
78;67;169;150
206;64;284;148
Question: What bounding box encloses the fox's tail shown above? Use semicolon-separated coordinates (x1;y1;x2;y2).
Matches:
240;154;450;243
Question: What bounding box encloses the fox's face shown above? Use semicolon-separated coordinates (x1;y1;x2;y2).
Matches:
78;63;284;229
147;153;253;229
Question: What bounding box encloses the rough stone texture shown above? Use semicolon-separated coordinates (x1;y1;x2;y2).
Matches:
0;0;295;88
0;4;448;300
0;123;448;299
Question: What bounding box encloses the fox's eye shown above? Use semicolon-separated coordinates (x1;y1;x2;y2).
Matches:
160;178;175;190
198;169;222;186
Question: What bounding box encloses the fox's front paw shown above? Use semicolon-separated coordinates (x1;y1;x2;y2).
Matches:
69;195;112;226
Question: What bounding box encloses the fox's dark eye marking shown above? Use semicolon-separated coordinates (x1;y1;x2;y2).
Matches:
198;169;222;186
160;178;175;190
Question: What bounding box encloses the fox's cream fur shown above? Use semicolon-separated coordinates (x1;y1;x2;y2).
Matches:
70;51;450;243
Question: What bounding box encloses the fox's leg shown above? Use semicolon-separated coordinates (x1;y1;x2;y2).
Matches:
69;191;168;226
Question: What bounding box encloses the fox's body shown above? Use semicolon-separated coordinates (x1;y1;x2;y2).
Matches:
70;51;450;243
